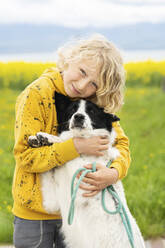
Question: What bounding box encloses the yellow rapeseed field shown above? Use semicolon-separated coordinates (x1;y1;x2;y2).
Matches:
0;62;55;89
0;60;164;89
124;60;165;87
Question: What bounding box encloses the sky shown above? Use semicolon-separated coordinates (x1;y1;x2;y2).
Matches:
1;0;165;28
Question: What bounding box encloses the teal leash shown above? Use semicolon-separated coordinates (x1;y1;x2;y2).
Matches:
102;161;134;248
68;162;97;225
68;161;134;248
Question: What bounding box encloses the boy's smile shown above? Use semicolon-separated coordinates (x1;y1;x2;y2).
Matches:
62;59;99;98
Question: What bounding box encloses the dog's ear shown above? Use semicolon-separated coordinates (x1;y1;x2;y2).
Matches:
55;92;72;113
105;113;120;131
109;114;120;123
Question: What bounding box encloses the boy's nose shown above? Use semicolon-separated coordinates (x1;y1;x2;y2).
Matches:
77;78;89;91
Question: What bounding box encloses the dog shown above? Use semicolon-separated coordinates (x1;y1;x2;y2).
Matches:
28;92;145;248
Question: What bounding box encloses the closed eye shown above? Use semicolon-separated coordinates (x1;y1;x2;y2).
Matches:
80;68;98;88
87;106;95;114
80;68;86;76
91;82;98;89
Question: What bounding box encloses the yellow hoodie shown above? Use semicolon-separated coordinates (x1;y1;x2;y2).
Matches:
12;67;131;220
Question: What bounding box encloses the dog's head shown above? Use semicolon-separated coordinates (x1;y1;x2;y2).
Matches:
55;92;120;135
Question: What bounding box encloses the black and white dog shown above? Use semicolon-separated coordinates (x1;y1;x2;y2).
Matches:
29;92;145;248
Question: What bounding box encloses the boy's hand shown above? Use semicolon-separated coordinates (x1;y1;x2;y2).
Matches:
77;163;119;197
73;136;109;157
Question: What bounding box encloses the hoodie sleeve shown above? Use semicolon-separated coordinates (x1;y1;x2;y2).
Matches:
110;122;131;180
14;87;80;173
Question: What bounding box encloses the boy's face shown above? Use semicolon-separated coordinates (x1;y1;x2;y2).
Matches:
62;59;99;98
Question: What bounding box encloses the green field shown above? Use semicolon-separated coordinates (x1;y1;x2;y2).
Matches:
0;87;165;243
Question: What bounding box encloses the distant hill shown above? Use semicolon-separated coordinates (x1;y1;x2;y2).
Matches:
0;22;165;53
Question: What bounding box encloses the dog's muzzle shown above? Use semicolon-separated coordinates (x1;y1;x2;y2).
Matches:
71;113;85;129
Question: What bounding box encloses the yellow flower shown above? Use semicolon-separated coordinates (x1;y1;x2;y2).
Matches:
0;148;4;155
0;125;5;129
6;205;12;212
143;165;148;170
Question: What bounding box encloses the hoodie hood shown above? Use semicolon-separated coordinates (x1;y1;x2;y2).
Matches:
41;67;67;96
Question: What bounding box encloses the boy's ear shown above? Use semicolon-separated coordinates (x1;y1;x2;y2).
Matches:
54;92;72;113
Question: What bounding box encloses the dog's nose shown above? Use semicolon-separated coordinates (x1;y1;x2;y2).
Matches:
74;114;85;122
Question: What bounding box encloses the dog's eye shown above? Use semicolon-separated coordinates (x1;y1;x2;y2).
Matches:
67;103;78;116
73;104;78;112
87;107;95;115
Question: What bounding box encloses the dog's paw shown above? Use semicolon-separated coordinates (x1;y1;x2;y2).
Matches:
28;135;41;147
36;132;53;146
36;132;61;146
28;132;61;147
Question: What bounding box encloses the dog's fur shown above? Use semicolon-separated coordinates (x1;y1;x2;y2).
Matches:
28;92;145;248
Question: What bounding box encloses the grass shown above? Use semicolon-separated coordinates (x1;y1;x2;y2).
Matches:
0;87;164;243
0;89;19;243
119;88;165;238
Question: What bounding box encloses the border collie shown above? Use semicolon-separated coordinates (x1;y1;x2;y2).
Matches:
28;92;145;248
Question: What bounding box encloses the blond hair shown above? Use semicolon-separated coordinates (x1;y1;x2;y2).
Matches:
57;34;125;114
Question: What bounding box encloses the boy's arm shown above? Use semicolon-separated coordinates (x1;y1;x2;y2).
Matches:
110;121;131;180
14;88;79;173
